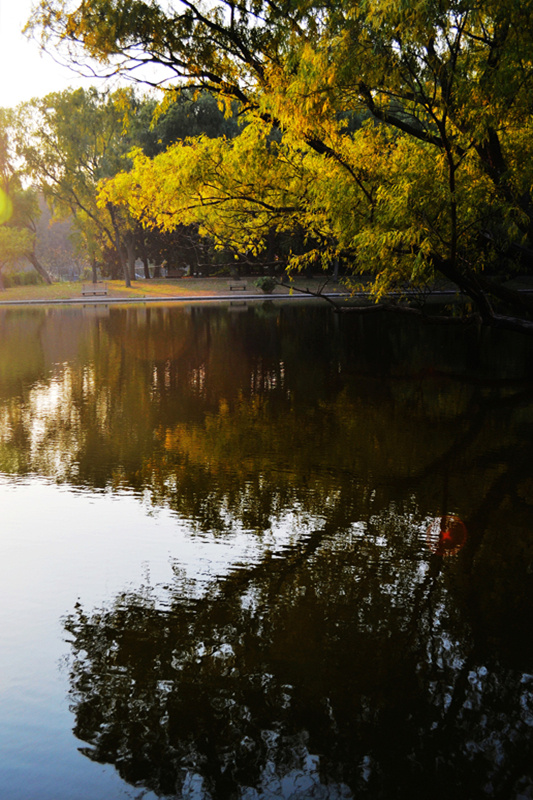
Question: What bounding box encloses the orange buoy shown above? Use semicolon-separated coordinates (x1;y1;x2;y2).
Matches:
426;514;467;556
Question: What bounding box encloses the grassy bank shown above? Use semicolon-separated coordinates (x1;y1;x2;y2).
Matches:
0;275;347;304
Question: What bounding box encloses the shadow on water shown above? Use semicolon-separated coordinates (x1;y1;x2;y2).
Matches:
1;302;533;798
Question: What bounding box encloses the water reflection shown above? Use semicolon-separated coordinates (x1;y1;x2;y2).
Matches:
0;302;532;798
426;515;468;556
63;505;533;799
1;304;532;531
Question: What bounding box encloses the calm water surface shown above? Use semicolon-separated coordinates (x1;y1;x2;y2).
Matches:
1;301;533;800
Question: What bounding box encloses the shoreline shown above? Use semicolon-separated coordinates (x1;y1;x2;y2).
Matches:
1;274;532;308
0;276;351;307
0;291;352;307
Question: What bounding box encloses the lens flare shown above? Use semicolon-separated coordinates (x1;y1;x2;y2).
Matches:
0;188;13;225
426;514;467;556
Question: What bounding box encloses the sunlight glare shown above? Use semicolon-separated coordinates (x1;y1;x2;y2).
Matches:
0;187;13;223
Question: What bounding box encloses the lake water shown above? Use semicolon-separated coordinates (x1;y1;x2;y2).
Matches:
1;300;533;800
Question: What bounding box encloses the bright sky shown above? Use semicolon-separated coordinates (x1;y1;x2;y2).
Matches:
0;0;94;108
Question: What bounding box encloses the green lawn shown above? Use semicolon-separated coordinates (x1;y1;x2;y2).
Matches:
0;276;347;303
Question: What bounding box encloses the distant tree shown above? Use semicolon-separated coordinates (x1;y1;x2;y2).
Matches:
131;90;241;277
33;195;84;280
136;89;240;158
0;227;33;290
0;108;52;287
15;86;244;283
15;88;146;286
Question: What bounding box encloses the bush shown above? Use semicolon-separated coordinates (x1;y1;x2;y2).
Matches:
254;276;277;293
3;270;44;287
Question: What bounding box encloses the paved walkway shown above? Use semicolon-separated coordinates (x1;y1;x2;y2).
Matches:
0;291;352;307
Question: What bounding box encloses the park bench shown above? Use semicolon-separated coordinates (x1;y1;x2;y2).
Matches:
81;282;108;296
228;280;247;291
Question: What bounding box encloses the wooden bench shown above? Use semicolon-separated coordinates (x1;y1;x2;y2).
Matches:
228;281;247;291
81;282;108;296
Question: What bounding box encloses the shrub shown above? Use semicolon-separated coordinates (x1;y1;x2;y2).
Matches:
4;270;44;287
254;276;277;293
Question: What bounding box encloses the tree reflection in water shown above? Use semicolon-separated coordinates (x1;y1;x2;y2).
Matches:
0;303;533;797
64;500;533;800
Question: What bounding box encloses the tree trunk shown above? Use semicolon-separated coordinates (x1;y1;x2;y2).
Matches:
107;203;131;288
119;238;131;288
27;253;53;285
477;275;533;317
433;257;494;322
126;235;136;282
139;236;151;279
